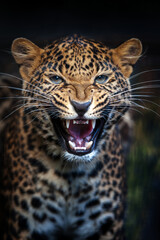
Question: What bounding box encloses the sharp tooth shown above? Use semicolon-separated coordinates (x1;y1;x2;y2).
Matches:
77;139;83;145
74;147;86;150
85;120;89;124
66;120;70;128
69;141;76;149
73;120;77;124
85;141;93;149
91;120;96;129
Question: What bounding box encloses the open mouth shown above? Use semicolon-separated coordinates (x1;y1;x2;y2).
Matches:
51;118;105;155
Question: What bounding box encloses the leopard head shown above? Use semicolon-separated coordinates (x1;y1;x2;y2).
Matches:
12;36;142;159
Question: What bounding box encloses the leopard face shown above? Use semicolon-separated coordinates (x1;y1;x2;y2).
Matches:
12;36;142;159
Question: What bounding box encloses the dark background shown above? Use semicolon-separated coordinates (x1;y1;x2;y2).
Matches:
0;1;160;78
0;1;160;239
0;1;160;52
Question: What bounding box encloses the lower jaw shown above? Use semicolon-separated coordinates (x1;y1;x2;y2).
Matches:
52;118;105;156
62;149;97;163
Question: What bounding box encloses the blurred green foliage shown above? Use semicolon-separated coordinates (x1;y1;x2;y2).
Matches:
126;109;160;240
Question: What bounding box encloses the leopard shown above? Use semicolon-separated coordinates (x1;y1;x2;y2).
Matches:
0;35;142;240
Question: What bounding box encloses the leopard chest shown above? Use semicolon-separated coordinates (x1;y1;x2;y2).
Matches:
24;167;118;240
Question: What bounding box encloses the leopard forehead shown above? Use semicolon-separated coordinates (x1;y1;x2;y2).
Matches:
41;36;111;79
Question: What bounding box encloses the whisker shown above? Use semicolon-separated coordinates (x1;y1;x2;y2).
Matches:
129;69;160;81
0;99;51;122
130;97;160;108
103;107;134;123
127;107;144;115
49;110;60;119
25;108;46;115
27;109;59;119
110;97;160;117
0;85;52;102
22;113;43;127
110;84;160;100
130;79;160;88
131;85;160;94
0;72;55;103
0;72;46;95
131;94;157;98
0;95;51;104
0;102;28;121
110;94;160;110
109;94;160;117
0;72;23;82
16;103;52;111
0;73;54;102
129;100;160;118
108;103;144;115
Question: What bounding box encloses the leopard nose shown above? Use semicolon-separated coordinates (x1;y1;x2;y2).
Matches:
71;100;91;117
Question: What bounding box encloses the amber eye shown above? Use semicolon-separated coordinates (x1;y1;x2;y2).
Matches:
49;75;63;84
95;75;109;84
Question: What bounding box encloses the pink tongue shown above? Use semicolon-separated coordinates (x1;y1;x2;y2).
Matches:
68;120;93;139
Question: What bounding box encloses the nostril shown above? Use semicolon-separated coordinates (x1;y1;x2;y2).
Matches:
71;100;91;117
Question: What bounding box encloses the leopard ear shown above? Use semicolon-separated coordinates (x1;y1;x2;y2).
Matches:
11;38;44;80
110;38;142;77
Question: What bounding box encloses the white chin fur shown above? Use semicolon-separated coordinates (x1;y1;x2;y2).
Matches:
62;150;97;163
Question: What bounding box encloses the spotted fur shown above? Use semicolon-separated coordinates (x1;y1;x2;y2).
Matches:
1;35;142;240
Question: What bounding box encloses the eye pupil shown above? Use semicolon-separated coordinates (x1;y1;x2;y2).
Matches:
49;75;63;84
95;75;109;84
97;76;103;79
52;76;59;81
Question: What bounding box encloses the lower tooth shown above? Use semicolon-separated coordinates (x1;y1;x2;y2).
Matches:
74;147;86;150
69;140;93;151
69;141;76;149
85;141;93;149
